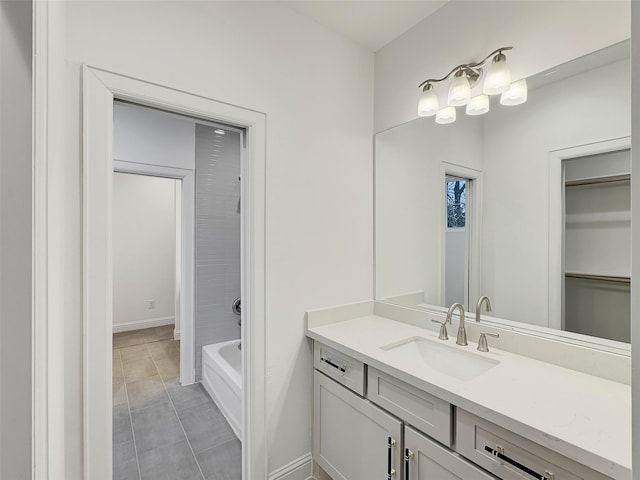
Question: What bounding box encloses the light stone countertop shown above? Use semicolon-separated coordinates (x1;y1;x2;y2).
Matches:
307;314;631;480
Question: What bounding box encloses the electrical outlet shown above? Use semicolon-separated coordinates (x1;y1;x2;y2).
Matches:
148;299;156;310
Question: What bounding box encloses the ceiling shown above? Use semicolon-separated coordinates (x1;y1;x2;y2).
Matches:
282;1;449;52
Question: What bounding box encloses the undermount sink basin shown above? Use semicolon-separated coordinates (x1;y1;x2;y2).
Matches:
381;336;500;381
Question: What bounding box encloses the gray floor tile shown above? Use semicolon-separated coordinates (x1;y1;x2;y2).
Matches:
113;457;140;480
114;439;137;466
147;340;179;361
113;349;123;378
127;375;168;411
113;377;128;406
114;330;150;349
123;358;159;382
132;400;186;453
178;401;236;454
196;439;241;480
146;325;175;342
138;440;203;480
113;404;134;445
120;344;151;364
167;383;211;412
155;357;180;383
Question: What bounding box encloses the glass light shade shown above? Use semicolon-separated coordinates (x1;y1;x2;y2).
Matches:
483;55;511;95
447;74;471;106
435;106;456;124
500;79;528;106
418;86;439;117
466;94;490;116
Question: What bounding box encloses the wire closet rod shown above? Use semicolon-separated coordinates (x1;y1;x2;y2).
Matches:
565;272;630;284
565;174;630;188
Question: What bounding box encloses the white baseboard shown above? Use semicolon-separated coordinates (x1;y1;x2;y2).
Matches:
174;328;180;340
268;453;313;480
112;316;175;333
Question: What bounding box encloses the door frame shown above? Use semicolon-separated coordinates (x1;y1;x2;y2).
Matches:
82;65;266;479
112;162;196;385
440;163;482;311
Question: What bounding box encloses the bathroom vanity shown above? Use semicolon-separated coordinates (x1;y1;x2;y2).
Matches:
307;302;631;480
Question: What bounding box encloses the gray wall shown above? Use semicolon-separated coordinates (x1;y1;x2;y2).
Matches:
195;125;241;379
0;2;32;478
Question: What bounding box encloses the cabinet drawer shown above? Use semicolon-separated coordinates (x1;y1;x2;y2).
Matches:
367;367;451;446
456;409;612;480
405;425;497;480
314;342;365;396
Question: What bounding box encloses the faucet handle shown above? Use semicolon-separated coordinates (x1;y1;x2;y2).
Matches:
477;332;499;352
431;319;448;340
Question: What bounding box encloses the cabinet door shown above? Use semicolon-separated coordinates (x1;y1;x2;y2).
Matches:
404;426;497;480
314;370;403;480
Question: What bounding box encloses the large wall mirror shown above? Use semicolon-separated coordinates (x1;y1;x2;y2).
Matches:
375;40;630;353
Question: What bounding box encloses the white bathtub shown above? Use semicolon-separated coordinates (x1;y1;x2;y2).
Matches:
202;339;242;441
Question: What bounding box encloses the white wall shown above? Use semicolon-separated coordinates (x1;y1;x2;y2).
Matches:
62;2;373;477
375;114;482;304
374;1;630;133
0;2;32;478
112;173;177;331
114;102;196;170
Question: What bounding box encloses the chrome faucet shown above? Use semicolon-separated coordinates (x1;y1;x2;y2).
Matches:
446;303;467;346
475;296;492;322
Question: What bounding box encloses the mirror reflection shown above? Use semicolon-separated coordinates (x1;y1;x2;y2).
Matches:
375;40;630;344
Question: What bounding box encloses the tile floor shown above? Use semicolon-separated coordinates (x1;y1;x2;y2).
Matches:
113;325;241;480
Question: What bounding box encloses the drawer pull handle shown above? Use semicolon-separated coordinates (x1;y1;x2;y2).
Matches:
387;437;397;479
320;357;347;373
404;449;413;480
484;445;555;480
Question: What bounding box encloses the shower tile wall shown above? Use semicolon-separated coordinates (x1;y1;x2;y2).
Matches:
195;124;241;379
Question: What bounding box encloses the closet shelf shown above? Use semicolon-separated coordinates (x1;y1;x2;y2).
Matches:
565;272;630;284
565;174;630;188
565;211;630;224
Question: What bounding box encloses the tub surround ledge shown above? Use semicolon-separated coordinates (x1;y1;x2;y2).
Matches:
306;301;631;480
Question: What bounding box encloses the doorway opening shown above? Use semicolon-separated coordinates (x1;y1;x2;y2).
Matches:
111;102;243;479
82;66;266;479
561;148;630;342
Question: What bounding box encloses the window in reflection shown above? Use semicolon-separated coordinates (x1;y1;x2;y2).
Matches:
445;176;470;308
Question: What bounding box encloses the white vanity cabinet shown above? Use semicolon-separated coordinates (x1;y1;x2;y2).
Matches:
404;425;497;480
367;366;451;446
312;340;617;480
456;409;613;480
313;341;495;480
313;370;402;480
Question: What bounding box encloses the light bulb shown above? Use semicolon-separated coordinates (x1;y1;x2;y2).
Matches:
466;94;490;116
500;79;528;106
447;72;471;106
483;53;511;95
435;106;456;124
418;84;439;117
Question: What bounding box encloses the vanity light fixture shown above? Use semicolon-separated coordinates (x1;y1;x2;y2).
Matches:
466;94;490;116
500;79;528;106
417;46;527;124
436;106;456;124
